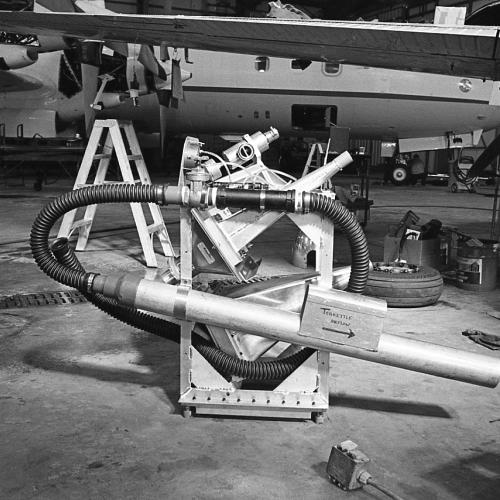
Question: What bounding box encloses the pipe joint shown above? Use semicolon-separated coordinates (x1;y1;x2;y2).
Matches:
163;185;187;206
296;191;311;213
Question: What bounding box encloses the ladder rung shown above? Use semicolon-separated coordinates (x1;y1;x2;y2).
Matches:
93;154;112;160
76;181;131;187
102;180;133;185
127;154;143;161
71;218;93;229
147;223;165;234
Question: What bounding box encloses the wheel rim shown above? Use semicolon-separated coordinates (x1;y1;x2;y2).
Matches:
373;262;420;274
393;167;407;182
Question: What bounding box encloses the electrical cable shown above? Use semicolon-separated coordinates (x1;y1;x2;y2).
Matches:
266;168;297;183
200;151;235;181
366;477;405;500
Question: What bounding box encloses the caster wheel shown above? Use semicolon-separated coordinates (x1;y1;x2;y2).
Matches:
312;411;325;424
182;407;193;418
450;182;458;193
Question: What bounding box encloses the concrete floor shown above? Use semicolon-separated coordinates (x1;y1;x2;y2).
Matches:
0;174;499;499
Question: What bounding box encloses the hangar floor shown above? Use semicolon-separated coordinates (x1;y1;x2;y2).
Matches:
0;175;499;500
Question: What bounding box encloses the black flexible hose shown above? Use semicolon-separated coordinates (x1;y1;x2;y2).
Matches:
30;184;162;291
309;193;369;293
31;184;369;380
195;342;314;380
50;237;314;380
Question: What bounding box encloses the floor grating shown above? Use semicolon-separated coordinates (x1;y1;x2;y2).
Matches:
0;290;87;309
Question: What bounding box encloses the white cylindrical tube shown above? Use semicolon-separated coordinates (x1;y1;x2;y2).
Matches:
289;151;353;193
119;278;500;388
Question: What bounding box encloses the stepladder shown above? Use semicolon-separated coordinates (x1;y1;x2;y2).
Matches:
301;140;333;189
57;119;177;269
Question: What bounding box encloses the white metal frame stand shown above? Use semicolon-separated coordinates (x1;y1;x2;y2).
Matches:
177;171;334;422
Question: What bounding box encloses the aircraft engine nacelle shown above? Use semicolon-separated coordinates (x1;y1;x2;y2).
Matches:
92;93;126;111
37;35;75;53
0;44;38;70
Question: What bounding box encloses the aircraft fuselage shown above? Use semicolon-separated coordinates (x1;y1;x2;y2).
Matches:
3;49;500;147
102;50;500;143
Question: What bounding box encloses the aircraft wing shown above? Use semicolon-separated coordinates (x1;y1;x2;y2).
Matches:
0;11;500;79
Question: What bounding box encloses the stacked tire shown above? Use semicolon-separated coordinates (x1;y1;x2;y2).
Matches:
364;263;443;307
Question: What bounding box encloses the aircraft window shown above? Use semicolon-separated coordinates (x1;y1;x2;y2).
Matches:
291;105;337;131
265;111;271;119
323;62;341;75
291;59;312;70
255;56;270;72
254;111;259;119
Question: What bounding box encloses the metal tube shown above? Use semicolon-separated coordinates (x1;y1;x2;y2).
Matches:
94;276;500;388
288;151;353;192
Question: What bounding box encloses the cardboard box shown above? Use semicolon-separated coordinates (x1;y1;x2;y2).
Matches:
383;235;441;268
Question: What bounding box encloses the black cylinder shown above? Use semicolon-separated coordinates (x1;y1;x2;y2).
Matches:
216;188;295;212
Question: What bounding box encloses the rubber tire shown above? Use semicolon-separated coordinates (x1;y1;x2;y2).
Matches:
450;183;458;193
391;166;409;185
364;266;443;307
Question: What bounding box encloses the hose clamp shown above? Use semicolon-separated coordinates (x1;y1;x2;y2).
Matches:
259;190;266;210
155;185;165;205
294;190;303;213
203;187;217;208
210;187;218;207
302;192;311;213
87;273;98;294
180;186;190;206
173;286;190;320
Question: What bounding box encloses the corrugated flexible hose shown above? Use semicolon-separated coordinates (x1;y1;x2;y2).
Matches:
31;184;369;380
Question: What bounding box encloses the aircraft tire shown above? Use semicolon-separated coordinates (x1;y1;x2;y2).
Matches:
391;166;409;185
364;264;443;308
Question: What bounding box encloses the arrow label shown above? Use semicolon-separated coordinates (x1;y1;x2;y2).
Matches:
322;326;355;338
